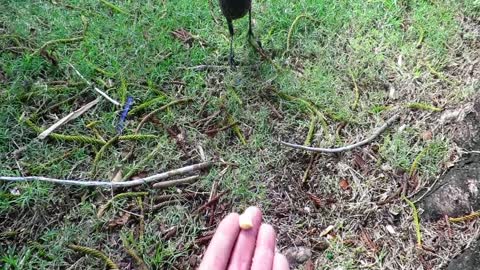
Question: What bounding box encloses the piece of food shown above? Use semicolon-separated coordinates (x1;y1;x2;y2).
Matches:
239;214;253;230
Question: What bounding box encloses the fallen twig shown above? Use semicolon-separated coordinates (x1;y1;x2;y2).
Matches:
424;62;457;85
122;141;163;180
149;199;181;213
152;175;200;189
194;233;214;246
409;144;431;177
281;114;400;153
118;134;158;141
285;14;322;55
67;244;119;270
302;154;318;184
403;195;422;248
69;63;120;106
35;87;90;116
205;121;238;136
348;68;360;110
0;161;214;189
129;95;168;116
304;115;317;146
24;118;105;145
122;242;147;270
406;102;442;112
276;91;330;139
195;110;222;128
92;135;120;175
97;191;148;218
31;37;83;56
448;211;480;223
38;98;100;140
274;90;347;123
186;65;229;71
208;0;220;24
444;215;452;239
194;190;229;214
207;181;219;226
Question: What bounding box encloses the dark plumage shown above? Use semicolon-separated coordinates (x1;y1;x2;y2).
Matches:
219;0;257;68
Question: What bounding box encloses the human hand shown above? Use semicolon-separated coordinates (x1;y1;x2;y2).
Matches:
198;206;289;270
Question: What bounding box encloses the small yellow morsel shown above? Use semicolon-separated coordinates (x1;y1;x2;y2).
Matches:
239;214;253;230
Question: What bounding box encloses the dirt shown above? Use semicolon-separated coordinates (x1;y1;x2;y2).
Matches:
420;99;480;221
417;97;480;269
447;241;480;270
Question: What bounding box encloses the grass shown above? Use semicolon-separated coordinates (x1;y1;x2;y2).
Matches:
1;0;479;269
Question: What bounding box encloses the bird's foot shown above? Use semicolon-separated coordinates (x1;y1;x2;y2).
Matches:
228;55;237;70
248;31;262;49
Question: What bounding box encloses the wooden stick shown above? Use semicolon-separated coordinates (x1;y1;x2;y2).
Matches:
31;37;83;56
194;190;228;214
281;114;400;153
149;199;181;213
205;121;238;135
152;175;200;189
403;195;422;248
38;98;100;140
0;162;213;189
448;211;480;223
186;65;228;71
69;63;120;106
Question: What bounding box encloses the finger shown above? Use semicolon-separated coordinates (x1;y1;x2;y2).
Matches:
227;206;263;270
198;213;240;270
251;224;276;270
273;253;289;270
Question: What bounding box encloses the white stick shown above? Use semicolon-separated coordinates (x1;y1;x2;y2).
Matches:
281;114;400;153
68;63;120;106
0;162;213;189
38;98;100;140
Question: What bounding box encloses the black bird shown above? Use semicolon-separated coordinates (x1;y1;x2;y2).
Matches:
219;0;259;68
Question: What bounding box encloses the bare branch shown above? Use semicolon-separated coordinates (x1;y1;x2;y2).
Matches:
0;162;213;189
69;63;120;106
38;98;100;140
281;114;400;153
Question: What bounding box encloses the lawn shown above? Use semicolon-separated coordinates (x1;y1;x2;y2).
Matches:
0;0;479;269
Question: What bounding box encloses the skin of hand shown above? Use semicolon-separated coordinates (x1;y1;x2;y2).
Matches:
198;206;289;270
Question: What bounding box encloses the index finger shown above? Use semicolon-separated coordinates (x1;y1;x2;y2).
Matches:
198;213;241;270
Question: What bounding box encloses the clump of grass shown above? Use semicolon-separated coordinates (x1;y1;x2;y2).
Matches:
380;130;448;178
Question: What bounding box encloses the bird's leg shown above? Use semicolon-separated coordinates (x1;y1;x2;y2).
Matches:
227;19;236;69
248;8;262;49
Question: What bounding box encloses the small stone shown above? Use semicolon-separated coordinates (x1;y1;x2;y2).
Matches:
311;240;329;251
9;188;20;196
320;225;335;237
284;246;312;265
385;225;397;235
421;130;433;141
381;163;392;172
